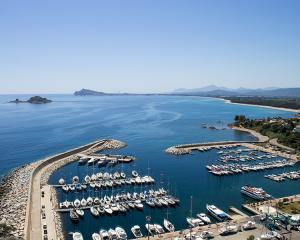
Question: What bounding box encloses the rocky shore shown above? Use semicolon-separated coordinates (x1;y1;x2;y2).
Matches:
0;139;126;240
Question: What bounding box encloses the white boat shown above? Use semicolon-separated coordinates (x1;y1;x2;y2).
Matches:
154;224;164;234
131;225;143;238
80;198;87;207
196;213;211;224
241;186;272;200
70;210;79;222
87;197;93;206
76;209;84;217
73;232;84;240
84;175;91;183
243;221;256;230
72;176;79;184
134;200;143;210
58;178;65;185
219;225;238;235
115;227;127;240
92;233;101;240
108;228;118;240
186;217;203;227
74;199;81;208
145;224;156;235
111;204;119;212
104;205;113;215
99;229;109;240
132;170;139;177
163;219;175;232
90;206;99;217
206;204;229;222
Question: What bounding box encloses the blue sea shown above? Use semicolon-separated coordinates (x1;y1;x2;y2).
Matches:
0;94;298;239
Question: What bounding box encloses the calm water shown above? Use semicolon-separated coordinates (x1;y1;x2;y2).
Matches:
0;95;298;239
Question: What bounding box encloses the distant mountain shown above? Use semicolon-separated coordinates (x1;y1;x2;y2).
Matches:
172;86;300;98
9;96;52;104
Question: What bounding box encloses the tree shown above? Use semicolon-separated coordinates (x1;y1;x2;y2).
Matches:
247;235;255;240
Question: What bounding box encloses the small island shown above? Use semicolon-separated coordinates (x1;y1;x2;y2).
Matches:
9;96;52;104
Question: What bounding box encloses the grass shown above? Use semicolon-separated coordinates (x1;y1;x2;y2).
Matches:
276;201;300;214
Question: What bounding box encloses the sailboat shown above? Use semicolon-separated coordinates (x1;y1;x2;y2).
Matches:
186;196;204;227
163;209;175;232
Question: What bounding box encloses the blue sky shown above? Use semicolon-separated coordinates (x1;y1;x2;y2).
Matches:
0;0;299;93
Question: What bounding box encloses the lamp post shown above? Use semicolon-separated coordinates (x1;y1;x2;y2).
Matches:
146;215;151;240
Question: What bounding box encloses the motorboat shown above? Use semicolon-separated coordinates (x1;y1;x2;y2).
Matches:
62;185;69;192
72;232;84;240
131;225;143;238
206;204;229;222
145;224;156;235
58;178;65;185
196;213;211;224
104;205;113;215
186;217;204;227
84;175;91;183
145;199;155;207
74;199;81;208
72;176;79;184
132;170;139;178
87;197;93;206
108;228;118;240
154;224;164;234
99;229;109;240
80;198;87;207
134;200;143;210
163;219;175;232
219;225;238;235
90;206;99;217
243;221;256;230
92;232;101;240
70;210;79;222
76;209;84;217
115;226;127;240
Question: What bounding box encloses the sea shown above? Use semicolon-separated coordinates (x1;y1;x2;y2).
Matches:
0;94;299;239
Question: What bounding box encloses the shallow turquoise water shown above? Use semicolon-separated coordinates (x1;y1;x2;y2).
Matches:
0;95;297;239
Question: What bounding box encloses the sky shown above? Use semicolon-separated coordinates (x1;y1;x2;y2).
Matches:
0;0;299;94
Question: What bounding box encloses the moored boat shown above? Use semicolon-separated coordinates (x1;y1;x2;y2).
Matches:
131;225;143;238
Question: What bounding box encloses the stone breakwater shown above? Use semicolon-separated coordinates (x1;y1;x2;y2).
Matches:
0;139;126;240
0;161;42;239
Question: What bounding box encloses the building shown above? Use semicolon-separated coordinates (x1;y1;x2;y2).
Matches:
294;125;300;133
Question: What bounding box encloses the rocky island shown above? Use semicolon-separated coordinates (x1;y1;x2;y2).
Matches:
9;96;52;104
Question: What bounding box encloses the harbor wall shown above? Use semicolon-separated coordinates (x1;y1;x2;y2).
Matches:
24;140;104;240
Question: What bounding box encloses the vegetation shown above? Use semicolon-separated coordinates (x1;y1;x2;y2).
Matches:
0;224;21;240
226;97;300;110
234;115;300;151
276;201;300;214
247;235;255;240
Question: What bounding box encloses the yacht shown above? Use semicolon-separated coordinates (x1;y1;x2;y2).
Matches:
206;204;229;222
92;233;101;240
74;199;81;208
115;227;127;240
73;232;84;240
145;224;156;236
241;186;272;200
243;221;256;230
219;225;238;235
132;170;139;178
90;206;99;217
163;219;175;232
104;205;113;215
58;178;65;185
131;225;143;238
108;228;118;240
70;210;79;222
76;209;84;217
154;224;164;234
186;217;203;227
196;213;211;224
80;198;87;207
99;229;109;240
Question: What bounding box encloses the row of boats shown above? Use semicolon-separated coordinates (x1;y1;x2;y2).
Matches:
218;150;278;163
77;153;135;167
265;170;300;182
207;160;294;176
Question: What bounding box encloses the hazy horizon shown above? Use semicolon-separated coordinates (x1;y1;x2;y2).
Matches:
1;1;300;93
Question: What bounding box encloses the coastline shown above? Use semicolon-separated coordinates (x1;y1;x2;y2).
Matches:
221;98;300;113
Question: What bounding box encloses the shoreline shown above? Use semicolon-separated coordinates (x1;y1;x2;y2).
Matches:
221;98;300;113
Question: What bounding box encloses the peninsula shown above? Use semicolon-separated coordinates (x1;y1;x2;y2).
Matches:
9;96;52;104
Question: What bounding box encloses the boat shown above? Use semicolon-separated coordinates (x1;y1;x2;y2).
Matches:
131;225;143;238
196;213;211;224
76;209;84;217
80;198;87;207
163;219;175;232
132;170;139;178
72;176;79;184
70;210;79;222
145;199;155;207
74;199;81;208
115;226;127;240
145;224;156;235
92;232;101;240
241;186;272;200
199;231;214;239
90;206;99;217
73;232;84;240
58;178;65;185
206;204;229;222
186;217;203;227
134;200;143;210
104;205;113;215
99;229;109;240
108;228;118;240
154;224;164;234
243;221;256;230
219;225;238;235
